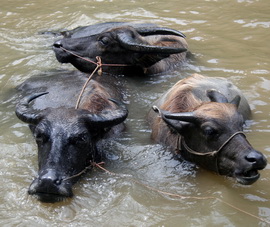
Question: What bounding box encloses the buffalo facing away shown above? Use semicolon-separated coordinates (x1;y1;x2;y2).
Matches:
16;71;128;202
148;74;267;185
53;22;188;76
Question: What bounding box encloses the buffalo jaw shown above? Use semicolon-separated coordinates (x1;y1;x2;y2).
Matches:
28;169;74;203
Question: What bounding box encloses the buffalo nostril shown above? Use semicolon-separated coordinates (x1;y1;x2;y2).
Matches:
246;151;261;163
245;150;267;169
55;179;62;185
53;40;62;48
246;156;257;163
39;169;62;186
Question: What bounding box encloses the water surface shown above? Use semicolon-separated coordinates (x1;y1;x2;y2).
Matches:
0;0;270;226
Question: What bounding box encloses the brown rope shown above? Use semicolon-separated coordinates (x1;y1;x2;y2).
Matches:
62;162;105;181
177;131;246;174
93;162;270;225
59;47;130;67
59;47;130;109
75;63;100;109
180;131;246;157
62;161;270;224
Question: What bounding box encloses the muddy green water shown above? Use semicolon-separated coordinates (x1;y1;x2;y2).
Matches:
0;0;270;226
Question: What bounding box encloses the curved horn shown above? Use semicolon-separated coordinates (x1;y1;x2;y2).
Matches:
163;111;196;123
83;98;128;129
153;106;195;123
117;33;187;54
15;92;48;125
136;27;186;38
152;106;191;132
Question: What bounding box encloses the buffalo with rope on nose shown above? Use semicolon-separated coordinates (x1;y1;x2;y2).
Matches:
15;71;128;203
52;22;188;76
148;74;267;185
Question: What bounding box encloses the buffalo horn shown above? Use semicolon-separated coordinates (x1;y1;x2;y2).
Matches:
163;111;196;123
15;92;48;125
83;98;128;128
152;106;191;132
152;106;196;123
136;27;186;38
117;33;187;54
153;106;195;123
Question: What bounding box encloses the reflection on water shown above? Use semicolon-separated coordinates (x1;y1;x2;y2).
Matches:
0;0;269;226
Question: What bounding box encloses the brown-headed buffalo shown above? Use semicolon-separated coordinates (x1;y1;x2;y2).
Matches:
16;71;128;202
53;22;188;76
148;74;267;185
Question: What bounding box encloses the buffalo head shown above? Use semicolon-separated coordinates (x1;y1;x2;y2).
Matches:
53;25;187;75
16;92;128;202
153;90;267;185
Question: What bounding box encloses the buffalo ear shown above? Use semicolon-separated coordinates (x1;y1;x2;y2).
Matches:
207;89;228;103
162;118;190;134
230;95;241;108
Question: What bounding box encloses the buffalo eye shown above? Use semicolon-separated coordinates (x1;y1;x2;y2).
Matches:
34;128;49;143
201;124;219;139
70;133;89;146
98;36;110;46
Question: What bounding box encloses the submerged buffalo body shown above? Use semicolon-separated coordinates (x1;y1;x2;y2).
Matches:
16;71;128;202
149;74;267;184
53;22;188;76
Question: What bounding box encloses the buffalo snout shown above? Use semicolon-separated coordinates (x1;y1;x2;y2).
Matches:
53;39;72;64
53;40;63;48
28;169;73;203
233;149;267;185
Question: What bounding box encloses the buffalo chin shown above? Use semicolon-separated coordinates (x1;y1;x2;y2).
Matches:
31;192;73;203
235;170;260;185
53;47;69;63
28;178;74;203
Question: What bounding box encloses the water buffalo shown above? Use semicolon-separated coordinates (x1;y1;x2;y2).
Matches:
148;73;267;185
15;71;128;202
53;22;188;76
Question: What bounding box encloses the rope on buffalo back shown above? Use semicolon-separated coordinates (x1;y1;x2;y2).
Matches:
75;58;101;109
59;47;130;109
92;162;270;225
